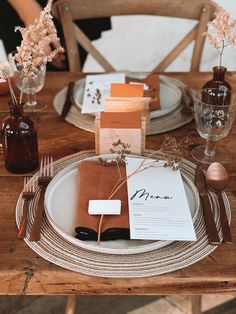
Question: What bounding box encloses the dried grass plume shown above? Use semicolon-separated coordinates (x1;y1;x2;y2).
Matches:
205;7;236;66
14;0;64;78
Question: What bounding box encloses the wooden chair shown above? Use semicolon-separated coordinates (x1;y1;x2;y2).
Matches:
52;0;218;72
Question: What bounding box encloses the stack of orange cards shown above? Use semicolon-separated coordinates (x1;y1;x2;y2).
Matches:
95;83;149;155
96;111;145;155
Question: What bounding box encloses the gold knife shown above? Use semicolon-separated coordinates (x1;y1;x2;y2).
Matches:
195;165;221;245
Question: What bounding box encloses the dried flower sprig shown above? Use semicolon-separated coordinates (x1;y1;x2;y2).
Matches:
109;139;132;163
205;7;236;67
158;135;193;170
96;136;193;244
97;153;160;244
0;62;17;105
14;0;64;79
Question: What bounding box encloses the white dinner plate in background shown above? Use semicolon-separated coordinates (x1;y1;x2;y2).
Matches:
73;74;182;119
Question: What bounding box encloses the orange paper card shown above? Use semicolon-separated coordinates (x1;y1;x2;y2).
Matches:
100;111;142;129
125;74;160;111
110;83;144;97
95;111;146;155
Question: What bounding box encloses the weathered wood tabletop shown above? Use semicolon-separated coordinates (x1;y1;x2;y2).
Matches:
0;71;236;295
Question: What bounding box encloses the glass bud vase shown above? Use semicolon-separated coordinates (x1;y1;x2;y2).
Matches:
1;100;39;173
202;66;232;106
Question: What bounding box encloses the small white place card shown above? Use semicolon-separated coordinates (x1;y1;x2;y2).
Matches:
126;157;196;241
82;73;125;113
88;200;121;215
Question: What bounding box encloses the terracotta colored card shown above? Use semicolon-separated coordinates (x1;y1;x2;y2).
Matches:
95;111;146;155
125;74;160;111
110;83;144;97
104;97;151;132
100;111;142;129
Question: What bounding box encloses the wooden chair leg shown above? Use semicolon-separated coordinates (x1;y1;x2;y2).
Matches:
65;295;77;314
190;296;201;314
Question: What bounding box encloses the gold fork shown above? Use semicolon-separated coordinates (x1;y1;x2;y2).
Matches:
29;156;54;241
18;177;35;239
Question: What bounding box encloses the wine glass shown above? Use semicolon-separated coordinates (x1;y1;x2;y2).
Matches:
8;52;47;111
191;87;236;164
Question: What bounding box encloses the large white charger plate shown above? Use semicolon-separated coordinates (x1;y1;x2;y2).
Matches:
72;74;182;119
44;155;200;255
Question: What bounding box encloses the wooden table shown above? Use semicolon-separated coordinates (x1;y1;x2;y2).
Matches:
0;71;236;296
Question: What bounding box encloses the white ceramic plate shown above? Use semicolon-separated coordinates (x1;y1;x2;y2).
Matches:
73;74;182;119
44;155;200;255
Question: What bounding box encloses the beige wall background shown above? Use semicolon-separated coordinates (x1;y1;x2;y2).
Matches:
84;0;236;72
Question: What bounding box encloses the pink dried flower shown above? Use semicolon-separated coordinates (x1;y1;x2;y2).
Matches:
0;63;13;79
14;0;64;78
0;62;17;104
205;7;236;66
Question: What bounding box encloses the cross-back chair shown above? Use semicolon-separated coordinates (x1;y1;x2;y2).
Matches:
52;0;218;72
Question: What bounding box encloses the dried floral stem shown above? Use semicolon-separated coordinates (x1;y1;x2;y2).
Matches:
96;136;193;244
14;0;64;79
97;162;123;244
116;160;122;179
97;215;104;244
1;1;63;109
7;77;17;106
107;159;160;201
0;63;18;106
96;158;160;244
205;7;236;67
20;90;23;105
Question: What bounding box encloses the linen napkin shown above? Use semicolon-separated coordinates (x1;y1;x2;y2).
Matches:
75;160;130;241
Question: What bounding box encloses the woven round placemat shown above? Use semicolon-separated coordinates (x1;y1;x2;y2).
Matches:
15;150;231;278
53;76;194;135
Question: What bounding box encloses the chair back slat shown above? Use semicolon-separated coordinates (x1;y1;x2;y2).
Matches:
74;24;115;72
153;24;198;72
53;0;217;20
191;3;213;71
58;3;81;71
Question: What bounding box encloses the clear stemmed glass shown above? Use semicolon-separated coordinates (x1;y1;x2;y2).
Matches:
15;65;46;111
191;87;236;164
9;52;47;111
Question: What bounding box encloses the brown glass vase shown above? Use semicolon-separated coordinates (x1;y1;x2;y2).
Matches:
202;66;232;105
1;100;39;173
203;66;231;90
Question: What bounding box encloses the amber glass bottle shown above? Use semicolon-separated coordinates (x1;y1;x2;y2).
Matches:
203;66;232;90
1;101;39;173
202;66;232;105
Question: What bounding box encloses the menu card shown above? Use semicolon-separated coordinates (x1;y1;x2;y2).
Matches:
81;73;125;113
126;157;196;241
